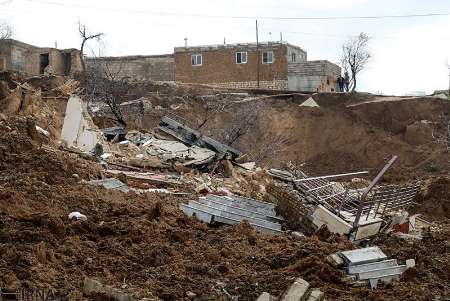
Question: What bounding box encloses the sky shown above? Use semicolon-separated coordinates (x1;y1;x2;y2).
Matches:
1;0;449;95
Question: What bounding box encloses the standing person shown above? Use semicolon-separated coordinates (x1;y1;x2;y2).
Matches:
344;71;350;92
337;74;344;92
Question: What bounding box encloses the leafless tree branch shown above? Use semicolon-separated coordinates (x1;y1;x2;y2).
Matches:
0;20;12;40
221;101;261;146
340;32;371;91
78;21;104;72
81;48;128;127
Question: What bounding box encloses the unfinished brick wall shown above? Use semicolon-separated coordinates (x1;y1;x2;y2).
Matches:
174;43;290;89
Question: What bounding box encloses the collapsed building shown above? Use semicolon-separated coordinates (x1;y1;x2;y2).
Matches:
0;70;449;300
0;39;82;76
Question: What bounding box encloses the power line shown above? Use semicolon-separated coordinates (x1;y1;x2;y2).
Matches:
281;30;397;39
25;0;450;21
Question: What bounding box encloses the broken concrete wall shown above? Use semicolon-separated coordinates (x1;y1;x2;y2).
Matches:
61;95;99;152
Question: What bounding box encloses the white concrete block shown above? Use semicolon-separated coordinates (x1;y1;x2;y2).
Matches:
299;97;319;107
61;96;99;152
307;289;324;301
326;253;344;268
354;218;383;240
281;278;310;301
311;205;352;235
256;292;275;301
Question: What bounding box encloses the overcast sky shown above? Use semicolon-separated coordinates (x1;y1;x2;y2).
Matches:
1;0;449;95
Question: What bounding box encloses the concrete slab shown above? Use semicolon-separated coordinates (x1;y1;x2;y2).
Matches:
88;178;129;193
205;195;277;217
326;253;344;268
256;292;275;301
347;259;398;275
180;201;282;234
280;277;310;301
311;205;352;235
357;265;408;280
61;96;99;152
307;289;324;301
340;247;387;266
190;200;281;230
353;218;383;240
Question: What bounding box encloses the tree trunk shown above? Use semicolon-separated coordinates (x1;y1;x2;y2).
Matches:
351;73;357;92
80;40;86;72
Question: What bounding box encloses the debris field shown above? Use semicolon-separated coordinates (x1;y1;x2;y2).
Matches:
0;71;449;301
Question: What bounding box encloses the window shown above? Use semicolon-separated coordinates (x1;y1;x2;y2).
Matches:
191;54;202;66
291;53;296;62
262;51;273;64
236;51;247;64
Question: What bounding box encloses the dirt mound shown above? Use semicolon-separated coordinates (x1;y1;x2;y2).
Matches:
411;177;450;221
1;114;448;300
0;117;353;300
1;76;448;300
106;87;449;181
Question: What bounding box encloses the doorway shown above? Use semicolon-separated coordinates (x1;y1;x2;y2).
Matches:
39;53;49;74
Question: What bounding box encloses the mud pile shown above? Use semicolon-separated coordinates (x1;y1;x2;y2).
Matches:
0;75;449;300
0;116;448;300
411;177;450;221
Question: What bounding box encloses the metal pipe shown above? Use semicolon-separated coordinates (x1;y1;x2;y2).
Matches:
294;171;369;182
353;156;398;227
306;183;335;193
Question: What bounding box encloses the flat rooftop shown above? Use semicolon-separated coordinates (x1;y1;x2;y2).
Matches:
174;41;306;53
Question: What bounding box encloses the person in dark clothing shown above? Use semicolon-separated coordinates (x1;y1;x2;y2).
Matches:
337;75;345;92
344;71;350;92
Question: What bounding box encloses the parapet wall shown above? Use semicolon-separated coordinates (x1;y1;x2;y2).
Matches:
288;60;341;92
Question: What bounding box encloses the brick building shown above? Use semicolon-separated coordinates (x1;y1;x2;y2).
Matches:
174;41;340;92
85;41;340;92
0;39;82;76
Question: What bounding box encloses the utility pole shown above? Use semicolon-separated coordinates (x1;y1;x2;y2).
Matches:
256;20;260;88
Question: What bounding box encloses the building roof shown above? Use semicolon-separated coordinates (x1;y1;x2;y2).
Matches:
2;39;79;52
174;41;306;53
86;54;173;61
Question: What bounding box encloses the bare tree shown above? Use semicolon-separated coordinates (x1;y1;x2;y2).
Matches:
78;21;103;72
251;134;290;165
196;96;227;130
221;101;261;146
341;32;371;91
446;60;450;99
81;57;128;127
0;20;12;40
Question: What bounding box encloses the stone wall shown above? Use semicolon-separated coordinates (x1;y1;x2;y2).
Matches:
206;80;288;90
288;60;341;92
174;42;289;85
86;55;175;81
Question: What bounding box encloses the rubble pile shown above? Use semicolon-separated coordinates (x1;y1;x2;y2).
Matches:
0;72;449;300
